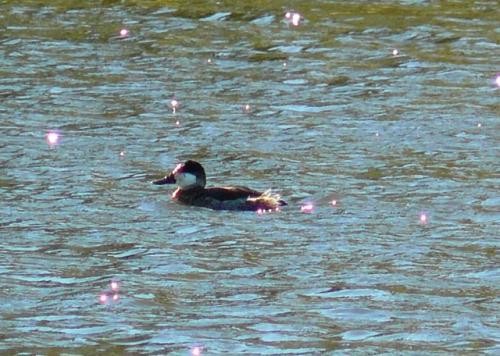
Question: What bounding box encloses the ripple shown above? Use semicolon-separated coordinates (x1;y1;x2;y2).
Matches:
319;307;393;323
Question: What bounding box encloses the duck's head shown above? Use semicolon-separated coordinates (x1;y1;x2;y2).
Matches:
153;160;206;190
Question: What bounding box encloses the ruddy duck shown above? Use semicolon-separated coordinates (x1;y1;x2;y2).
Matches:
152;160;287;211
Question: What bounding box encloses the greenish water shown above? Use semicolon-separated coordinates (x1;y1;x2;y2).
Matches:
1;0;498;354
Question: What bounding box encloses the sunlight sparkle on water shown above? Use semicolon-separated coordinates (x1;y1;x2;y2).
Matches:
191;346;203;356
243;104;252;113
285;11;302;26
256;208;278;215
331;200;337;206
495;74;500;88
119;28;129;38
169;99;179;113
419;212;428;225
301;202;314;213
46;131;60;147
99;294;108;304
392;48;399;56
99;279;121;304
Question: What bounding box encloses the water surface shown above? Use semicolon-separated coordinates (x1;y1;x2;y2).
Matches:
1;0;499;354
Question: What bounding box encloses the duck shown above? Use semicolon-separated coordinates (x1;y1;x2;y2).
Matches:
152;160;287;211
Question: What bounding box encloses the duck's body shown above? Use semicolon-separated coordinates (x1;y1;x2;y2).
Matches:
153;160;286;211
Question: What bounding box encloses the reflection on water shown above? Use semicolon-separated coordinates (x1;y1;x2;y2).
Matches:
1;0;499;354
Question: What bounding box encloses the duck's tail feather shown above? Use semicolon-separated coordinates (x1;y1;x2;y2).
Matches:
246;190;287;211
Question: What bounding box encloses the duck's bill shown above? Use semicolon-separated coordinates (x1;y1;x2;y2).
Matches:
152;173;176;185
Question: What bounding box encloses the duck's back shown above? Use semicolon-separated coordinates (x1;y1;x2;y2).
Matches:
205;186;262;201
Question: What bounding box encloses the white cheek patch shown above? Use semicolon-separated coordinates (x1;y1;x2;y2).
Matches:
176;172;198;188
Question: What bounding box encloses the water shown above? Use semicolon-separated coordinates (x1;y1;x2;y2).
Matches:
1;1;499;354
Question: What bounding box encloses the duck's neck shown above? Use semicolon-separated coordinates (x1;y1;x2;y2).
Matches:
172;186;205;200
